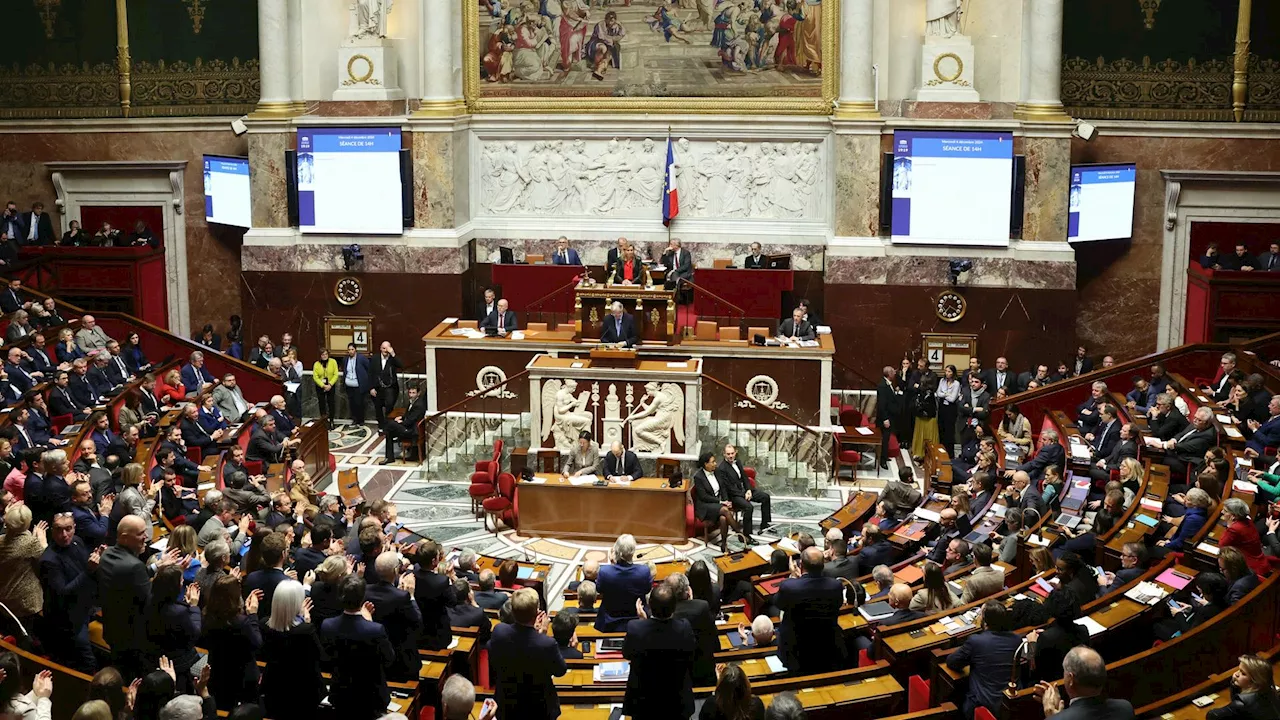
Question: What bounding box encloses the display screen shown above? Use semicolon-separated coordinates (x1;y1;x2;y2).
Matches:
1068;163;1137;243
296;127;403;234
202;155;251;229
890;130;1015;246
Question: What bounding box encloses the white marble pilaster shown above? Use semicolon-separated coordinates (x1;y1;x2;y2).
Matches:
835;0;878;118
256;0;293;114
1017;0;1067;119
416;0;465;116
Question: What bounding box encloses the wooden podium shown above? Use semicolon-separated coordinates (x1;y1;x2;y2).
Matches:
589;347;638;368
575;283;675;344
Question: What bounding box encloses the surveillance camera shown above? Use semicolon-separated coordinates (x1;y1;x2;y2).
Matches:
230;117;248;136
1072;119;1097;142
947;259;973;285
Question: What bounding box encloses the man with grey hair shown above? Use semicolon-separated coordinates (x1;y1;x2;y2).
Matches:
551;235;581;266
666;572;718;685
440;673;497;720
158;695;207;720
1161;406;1217;478
75;314;112;353
474;569;506;610
600;300;638;347
576;580;598;611
1076;381;1109;433
1036;646;1133;719
661;236;693;291
195;539;231;598
776;546;846;674
737;614;775;648
871;565;895;599
457;548;480;582
595;533;652;631
1011;429;1065;484
1245;394;1280;456
569;558;599;593
367;551;422;681
181;350;216;396
764;692;806;720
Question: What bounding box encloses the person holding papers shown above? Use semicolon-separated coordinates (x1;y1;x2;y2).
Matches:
478;299;518;335
600;301;639;348
777;308;815;343
603;441;640;482
561;431;600;479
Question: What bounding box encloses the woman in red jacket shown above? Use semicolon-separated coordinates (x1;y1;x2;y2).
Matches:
155;367;186;406
1220;497;1269;577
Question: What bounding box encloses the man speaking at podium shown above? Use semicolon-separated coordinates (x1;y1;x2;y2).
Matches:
601;302;638;348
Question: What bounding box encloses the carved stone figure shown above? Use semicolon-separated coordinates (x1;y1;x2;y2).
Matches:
541;379;594;452
626;382;685;453
349;0;394;40
925;0;962;38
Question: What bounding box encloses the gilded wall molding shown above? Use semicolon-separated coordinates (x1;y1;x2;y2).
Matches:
1061;56;1235;121
0;62;121;118
183;0;207;33
35;0;61;39
129;57;260;116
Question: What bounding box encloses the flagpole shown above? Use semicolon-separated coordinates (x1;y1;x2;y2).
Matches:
666;124;673;248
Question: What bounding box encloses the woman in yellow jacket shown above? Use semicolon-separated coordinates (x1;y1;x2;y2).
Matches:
313;347;340;428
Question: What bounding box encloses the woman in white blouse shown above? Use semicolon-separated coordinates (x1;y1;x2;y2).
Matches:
935;365;962;452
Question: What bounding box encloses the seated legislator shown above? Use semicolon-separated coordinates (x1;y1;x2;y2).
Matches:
661;237;693;291
603;441;641;482
475;287;497;323
478;298;518;335
551;236;582;265
777;308;816;342
1244;394;1280;457
608;245;650;287
600;301;639;348
744;242;766;269
1036;646;1135;720
946;600;1023;719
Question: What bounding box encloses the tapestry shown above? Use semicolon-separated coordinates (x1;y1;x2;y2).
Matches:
0;0;120;118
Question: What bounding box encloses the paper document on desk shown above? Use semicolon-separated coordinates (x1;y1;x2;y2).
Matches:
666;362;689;368
1074;616;1107;636
1125;581;1167;605
854;426;873;436
914;507;942;523
510;331;525;340
777;537;799;553
523;477;547;485
1069;442;1091;461
1235;479;1259;494
1225;427;1243;439
1216;414;1234;424
442;317;458;324
750;544;775;562
816;325;831;335
1196;542;1220;556
764;655;788;673
1142;435;1164;448
569;476;598;486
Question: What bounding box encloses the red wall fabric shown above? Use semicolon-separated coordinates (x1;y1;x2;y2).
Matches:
1190;221;1280;261
78;205;165;248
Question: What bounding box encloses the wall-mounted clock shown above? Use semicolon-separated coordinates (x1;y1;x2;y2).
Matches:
335;276;363;306
935;290;966;323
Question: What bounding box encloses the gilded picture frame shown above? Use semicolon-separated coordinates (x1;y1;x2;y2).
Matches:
462;0;839;114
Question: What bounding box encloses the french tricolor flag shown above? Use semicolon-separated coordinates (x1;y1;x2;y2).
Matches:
662;137;679;227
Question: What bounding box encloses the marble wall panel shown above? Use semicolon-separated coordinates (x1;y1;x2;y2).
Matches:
242;244;468;274
248;132;290;229
825;255;1075;290
1022;135;1071;243
0;127;248;332
833;133;882;238
474;238;826;271
412;131;456;229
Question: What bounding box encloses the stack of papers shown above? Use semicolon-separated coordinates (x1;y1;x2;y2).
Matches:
914;507;942;523
523;477;547;485
1125;581;1168;605
750;544;776;562
569;475;598;486
777;537;800;553
1196;542;1220;556
1142;435;1165;448
1234;479;1259;494
1215;414;1234;424
1139;497;1163;512
1225;427;1243;439
1074;616;1108;636
853;426;873;436
593;662;630;682
764;656;788;673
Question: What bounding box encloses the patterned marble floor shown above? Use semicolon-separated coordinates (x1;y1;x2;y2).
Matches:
312;422;891;610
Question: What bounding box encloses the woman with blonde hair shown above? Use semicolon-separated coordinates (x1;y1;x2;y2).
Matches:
55;327;85;367
1209;654;1280;719
115;461;157;542
0;504;46;636
1117;456;1143;500
155;368;185;406
169;524;202;584
288;463;318;515
1029;546;1054;575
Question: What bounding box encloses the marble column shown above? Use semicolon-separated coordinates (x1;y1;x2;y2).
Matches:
254;0;295;116
1016;0;1069;120
834;0;878;118
415;0;466;116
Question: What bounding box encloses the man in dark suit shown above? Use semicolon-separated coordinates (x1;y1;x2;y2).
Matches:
320;575;395;719
68;359;96;409
19;201;55;246
744;242;765;269
342;343;372;425
1256;241;1280;272
550;608;583;659
370;341;402;428
447;577;493;647
243;532;290;619
661;237;693;291
1012;429;1066;484
605;237;629;269
102;341;133;387
1072;346;1095;377
622;583;696;719
822;529;861;606
267;395;296;436
478;299;518;334
1002;471;1047;517
600;301;639;347
926;509;964;564
857;525;900;570
412;539;458;651
877;366;905;470
603;441;641;481
1160;407;1218;479
38;511;100;673
666;573;718;686
4;347;37;393
180;351;216;396
1036;646;1135;720
716;443;771;539
960;357;984;389
1147;393;1188;440
1208;352;1238;402
474;569;507;610
777;307;816;342
1219;242;1260;271
86;354;114;398
775;547;847;675
957;373;991;445
947;600;1024;719
48;371;86;421
25;332;55;376
983;357;1017;397
0;278;26;314
97;514;158;680
550;236;582;265
293;522;332;580
248;414;295;465
1245;395;1280;456
366;551;424;681
1085;403;1121;462
179;403;222;458
1076;381;1108;433
475;287;498;323
1089;423;1138;484
489;587;567;720
382;384;426;465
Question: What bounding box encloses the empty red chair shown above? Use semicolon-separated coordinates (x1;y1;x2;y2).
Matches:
244;460;265;476
482;472;517;533
857;648;873;667
908;675;931;712
50;414;73;434
477;648;491;690
975;708;998;720
468;471;495;517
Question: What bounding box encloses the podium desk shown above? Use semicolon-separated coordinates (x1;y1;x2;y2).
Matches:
575;283;674;344
519;473;690;543
692;268;794;319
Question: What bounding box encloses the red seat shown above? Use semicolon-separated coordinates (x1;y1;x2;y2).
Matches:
186;447;203;464
418;708;435;720
834;444;861;482
686;503;708;540
744;467;757;489
908;675;931;712
244;460;264;476
838;408;864;428
468;471;495;517
50;413;73;434
975;708;998;720
857;648;873;667
477;648;491;690
482;472;517;533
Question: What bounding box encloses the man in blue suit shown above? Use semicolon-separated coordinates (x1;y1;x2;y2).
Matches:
622;582;697;719
39;511;100;673
411;539;457;651
320;575;395;720
243;532;290;619
775;546;847;675
342;343;372;425
489;587;566;720
1011;429;1065;484
4;347;37;392
550;236;582;265
367;551;424;681
857;524;900;570
180;351;216;396
268;395;296;436
1246;395;1280;456
1085;404;1121;462
600;301;639;348
594;534;653;631
946;600;1023;719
